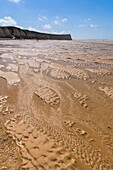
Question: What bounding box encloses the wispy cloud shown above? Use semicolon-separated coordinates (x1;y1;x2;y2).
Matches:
53;17;68;25
38;15;48;22
89;24;98;30
53;20;59;25
39;16;69;33
78;18;98;30
51;30;67;34
0;16;17;26
90;24;98;28
0;15;69;35
62;18;68;23
28;26;39;32
9;0;21;3
84;18;91;22
42;24;52;30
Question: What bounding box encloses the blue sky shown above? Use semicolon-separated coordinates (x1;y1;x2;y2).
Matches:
0;0;113;39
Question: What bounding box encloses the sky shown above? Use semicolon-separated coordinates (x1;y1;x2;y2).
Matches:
0;0;113;39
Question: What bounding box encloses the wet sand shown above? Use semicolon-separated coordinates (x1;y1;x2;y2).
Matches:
0;40;113;170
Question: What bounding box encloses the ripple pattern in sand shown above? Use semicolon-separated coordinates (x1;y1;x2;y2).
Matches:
35;86;60;106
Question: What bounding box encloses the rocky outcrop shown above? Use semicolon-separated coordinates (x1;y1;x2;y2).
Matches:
0;26;72;40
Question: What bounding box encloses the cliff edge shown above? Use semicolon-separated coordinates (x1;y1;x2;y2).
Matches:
0;26;72;40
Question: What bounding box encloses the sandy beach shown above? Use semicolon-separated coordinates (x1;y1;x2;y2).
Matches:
0;39;113;170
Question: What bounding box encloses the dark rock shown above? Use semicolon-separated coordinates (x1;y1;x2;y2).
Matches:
2;27;12;38
0;26;72;40
0;27;5;38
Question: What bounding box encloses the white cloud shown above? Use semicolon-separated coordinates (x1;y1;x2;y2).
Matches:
90;24;98;28
53;20;59;25
0;16;17;26
9;0;21;3
78;23;98;29
78;18;98;30
28;26;39;32
51;30;66;34
38;15;48;21
53;17;68;25
84;18;91;22
42;24;52;30
0;15;69;35
62;18;68;23
40;16;69;33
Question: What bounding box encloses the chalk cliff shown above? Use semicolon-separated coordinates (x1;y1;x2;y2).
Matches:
0;26;72;40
